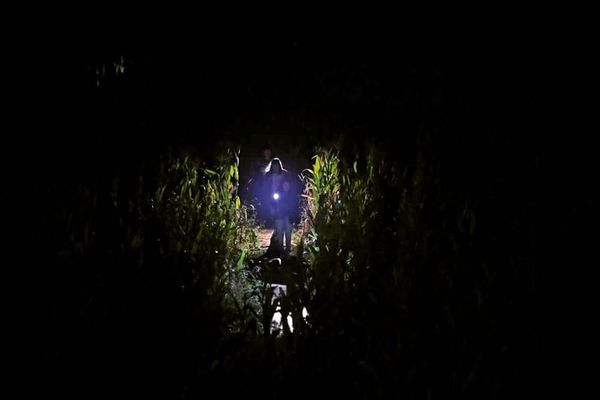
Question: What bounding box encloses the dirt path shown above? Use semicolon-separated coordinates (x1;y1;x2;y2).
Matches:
250;227;306;288
256;228;274;251
253;227;302;256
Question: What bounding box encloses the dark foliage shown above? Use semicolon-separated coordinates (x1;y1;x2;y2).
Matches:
7;40;596;398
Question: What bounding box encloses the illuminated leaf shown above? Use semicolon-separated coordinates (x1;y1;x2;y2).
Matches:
236;249;247;271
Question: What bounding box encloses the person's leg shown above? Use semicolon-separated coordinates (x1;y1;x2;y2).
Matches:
274;218;284;252
284;217;292;253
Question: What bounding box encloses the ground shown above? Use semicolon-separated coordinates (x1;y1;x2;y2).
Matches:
254;227;303;254
250;227;304;287
255;228;274;252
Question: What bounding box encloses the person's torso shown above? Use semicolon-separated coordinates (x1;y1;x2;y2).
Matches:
271;174;284;193
274;190;296;219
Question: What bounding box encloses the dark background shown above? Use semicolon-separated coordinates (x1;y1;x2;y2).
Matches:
7;37;598;396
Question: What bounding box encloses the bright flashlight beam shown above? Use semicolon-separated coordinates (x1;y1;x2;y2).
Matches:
273;193;280;200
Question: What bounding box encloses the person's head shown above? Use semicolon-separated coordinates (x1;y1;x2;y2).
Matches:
262;146;272;161
268;158;284;174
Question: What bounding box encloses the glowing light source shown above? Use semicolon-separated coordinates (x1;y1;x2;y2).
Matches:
273;192;280;200
270;304;310;336
302;307;309;319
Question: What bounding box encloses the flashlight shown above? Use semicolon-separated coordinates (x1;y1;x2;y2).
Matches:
273;192;280;200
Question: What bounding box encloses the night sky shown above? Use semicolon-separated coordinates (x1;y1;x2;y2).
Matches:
7;35;598;398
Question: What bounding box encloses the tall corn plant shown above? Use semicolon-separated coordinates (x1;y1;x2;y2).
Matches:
152;148;254;281
299;147;394;336
297;143;486;394
151;147;260;335
58;145;258;306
